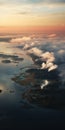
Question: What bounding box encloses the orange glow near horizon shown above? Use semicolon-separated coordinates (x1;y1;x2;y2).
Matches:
0;26;65;34
0;1;65;34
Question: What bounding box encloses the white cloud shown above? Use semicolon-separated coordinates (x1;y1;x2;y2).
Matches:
48;64;58;71
48;33;57;38
40;80;49;89
41;62;58;72
40;52;55;63
58;49;65;54
28;47;43;56
41;62;47;69
10;36;31;43
28;47;58;72
23;44;30;50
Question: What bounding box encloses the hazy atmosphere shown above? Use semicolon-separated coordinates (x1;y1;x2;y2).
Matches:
0;0;65;129
0;0;65;32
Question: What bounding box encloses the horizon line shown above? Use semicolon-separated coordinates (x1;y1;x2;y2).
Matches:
0;25;65;33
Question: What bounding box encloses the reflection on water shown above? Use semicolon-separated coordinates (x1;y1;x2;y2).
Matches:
0;33;65;129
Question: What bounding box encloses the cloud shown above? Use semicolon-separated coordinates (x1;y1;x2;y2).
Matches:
16;0;65;4
17;11;30;15
48;33;57;38
41;62;56;70
8;33;65;109
48;64;58;71
0;0;65;6
40;52;55;63
40;52;58;72
58;50;65;54
28;47;43;56
2;33;65;75
10;36;31;43
28;47;58;72
40;80;49;89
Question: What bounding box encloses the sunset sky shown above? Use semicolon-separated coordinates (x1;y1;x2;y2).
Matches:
0;0;65;32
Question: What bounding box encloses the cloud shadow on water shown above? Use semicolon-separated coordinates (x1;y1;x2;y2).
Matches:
0;53;24;64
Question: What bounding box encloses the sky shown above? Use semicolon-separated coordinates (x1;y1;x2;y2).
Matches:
0;0;65;32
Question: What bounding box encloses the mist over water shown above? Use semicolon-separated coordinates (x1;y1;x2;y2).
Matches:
0;32;65;129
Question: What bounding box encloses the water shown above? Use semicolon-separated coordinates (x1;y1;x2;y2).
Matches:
0;33;65;129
